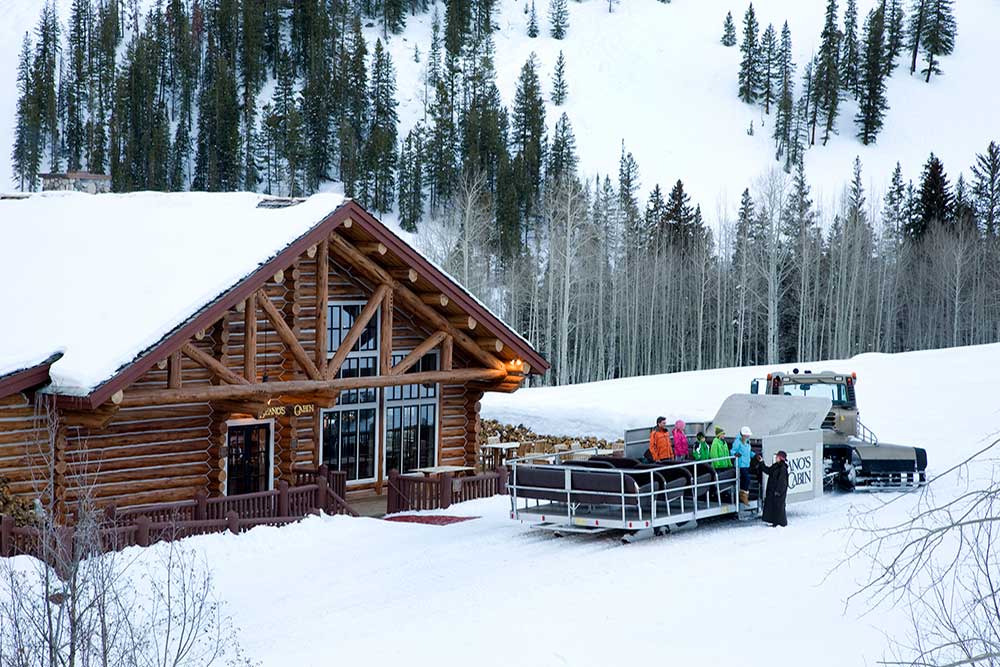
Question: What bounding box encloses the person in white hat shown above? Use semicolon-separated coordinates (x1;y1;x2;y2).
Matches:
732;426;754;504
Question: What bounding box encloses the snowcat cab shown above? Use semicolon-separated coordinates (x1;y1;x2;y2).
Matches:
750;369;927;491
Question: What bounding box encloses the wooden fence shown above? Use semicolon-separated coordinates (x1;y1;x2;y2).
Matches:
1;467;356;561
386;468;508;514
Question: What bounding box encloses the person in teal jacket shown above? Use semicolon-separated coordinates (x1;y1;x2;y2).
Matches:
708;426;732;469
732;426;754;502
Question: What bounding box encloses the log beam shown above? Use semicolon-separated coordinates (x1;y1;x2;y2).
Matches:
256;290;322;381
315;239;329;373
358;242;387;256
420;293;449;307
120;368;508;407
328;231;504;371
390;331;448;376
449;315;477;330
477;338;504;354
167;351;182;389
441;335;453;371
380;288;393;374
182;343;249;386
244;296;257;381
390;268;418;284
325;284;391;380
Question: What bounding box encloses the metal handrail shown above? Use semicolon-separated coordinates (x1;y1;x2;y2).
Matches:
509;455;744;526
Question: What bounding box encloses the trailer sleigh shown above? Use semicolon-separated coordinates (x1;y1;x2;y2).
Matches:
507;394;829;542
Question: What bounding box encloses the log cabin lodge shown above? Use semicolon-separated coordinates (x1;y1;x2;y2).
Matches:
0;191;546;516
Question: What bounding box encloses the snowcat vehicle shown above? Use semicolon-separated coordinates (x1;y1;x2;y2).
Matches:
750;369;927;491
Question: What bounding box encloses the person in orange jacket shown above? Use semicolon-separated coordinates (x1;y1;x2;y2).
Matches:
645;416;674;462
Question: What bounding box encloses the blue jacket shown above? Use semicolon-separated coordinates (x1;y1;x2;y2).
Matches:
731;436;752;469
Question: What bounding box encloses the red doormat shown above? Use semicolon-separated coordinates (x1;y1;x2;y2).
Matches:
383;515;479;526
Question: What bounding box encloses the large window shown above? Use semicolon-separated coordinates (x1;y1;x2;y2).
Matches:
384;351;439;474
322;301;380;482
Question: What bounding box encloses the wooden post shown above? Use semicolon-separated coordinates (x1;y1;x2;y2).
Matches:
316;465;328;512
1;514;12;557
136;515;151;547
278;480;290;517
387;469;399;514
315;239;329;372
380;288;393;375
439;473;453;510
244;296;257;381
441;336;453;372
168;350;182;389
226;510;240;535
195;490;208;520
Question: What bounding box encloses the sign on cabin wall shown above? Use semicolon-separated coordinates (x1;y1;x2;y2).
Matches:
785;449;814;496
257;402;315;420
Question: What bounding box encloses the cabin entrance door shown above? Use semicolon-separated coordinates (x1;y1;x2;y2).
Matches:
225;420;274;496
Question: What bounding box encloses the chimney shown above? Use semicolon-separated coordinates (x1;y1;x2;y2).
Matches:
40;172;112;194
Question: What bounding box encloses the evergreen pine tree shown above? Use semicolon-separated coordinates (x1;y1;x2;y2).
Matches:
549;0;568;40
738;3;761;103
512;52;546;220
759;23;778;114
528;0;539;38
855;3;889;145
365;39;399;213
11;32;40;191
65;0;91;173
884;0;905;75
953;174;975;231
907;0;928;74
383;0;407;35
547;112;577;182
882;162;907;240
301;4;333;192
34;2;61;172
971;141;1000;238
721;11;737;46
909;152;952;239
618;143;642;247
551;50;568;105
816;0;841;145
773;22;795;162
920;0;956;82
426;79;456;210
397;125;425;232
840;0;860;97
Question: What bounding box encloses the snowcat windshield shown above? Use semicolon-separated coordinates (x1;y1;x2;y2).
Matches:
781;381;851;405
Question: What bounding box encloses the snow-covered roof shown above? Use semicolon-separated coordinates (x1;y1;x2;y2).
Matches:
0;191;346;395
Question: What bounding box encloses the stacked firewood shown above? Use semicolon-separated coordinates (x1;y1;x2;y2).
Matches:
0;476;36;526
478;419;623;452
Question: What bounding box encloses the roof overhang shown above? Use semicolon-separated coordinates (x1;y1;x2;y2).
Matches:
0;353;62;399
46;200;546;411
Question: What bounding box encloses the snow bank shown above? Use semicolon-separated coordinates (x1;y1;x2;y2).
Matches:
0;191;344;393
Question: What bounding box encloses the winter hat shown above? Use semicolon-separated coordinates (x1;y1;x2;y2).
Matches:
675;420;685;430
740;426;752;437
696;431;705;439
714;425;725;436
776;450;788;460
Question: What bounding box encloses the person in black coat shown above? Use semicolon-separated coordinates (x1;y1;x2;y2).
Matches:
757;450;789;527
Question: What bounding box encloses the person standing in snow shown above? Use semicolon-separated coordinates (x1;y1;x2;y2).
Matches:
645;416;674;463
672;420;690;460
708;426;732;469
757;450;789;527
731;426;754;504
692;431;711;461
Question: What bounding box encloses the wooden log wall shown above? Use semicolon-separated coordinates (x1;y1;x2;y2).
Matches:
0;393;44;498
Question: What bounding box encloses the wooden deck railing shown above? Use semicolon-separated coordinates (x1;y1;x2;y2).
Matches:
386;467;508;514
1;466;358;562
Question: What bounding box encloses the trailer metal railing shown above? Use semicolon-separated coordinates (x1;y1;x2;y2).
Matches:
508;448;754;535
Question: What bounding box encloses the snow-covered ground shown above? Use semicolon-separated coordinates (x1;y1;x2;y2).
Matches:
6;343;999;666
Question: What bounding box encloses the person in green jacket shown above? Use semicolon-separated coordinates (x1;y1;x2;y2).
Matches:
709;426;733;469
692;431;711;461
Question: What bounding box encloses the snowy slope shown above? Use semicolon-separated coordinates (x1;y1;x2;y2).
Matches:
3;0;996;213
380;0;1000;213
6;343;998;667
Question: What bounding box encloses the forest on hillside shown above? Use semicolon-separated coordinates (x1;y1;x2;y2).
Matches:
9;0;1000;385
